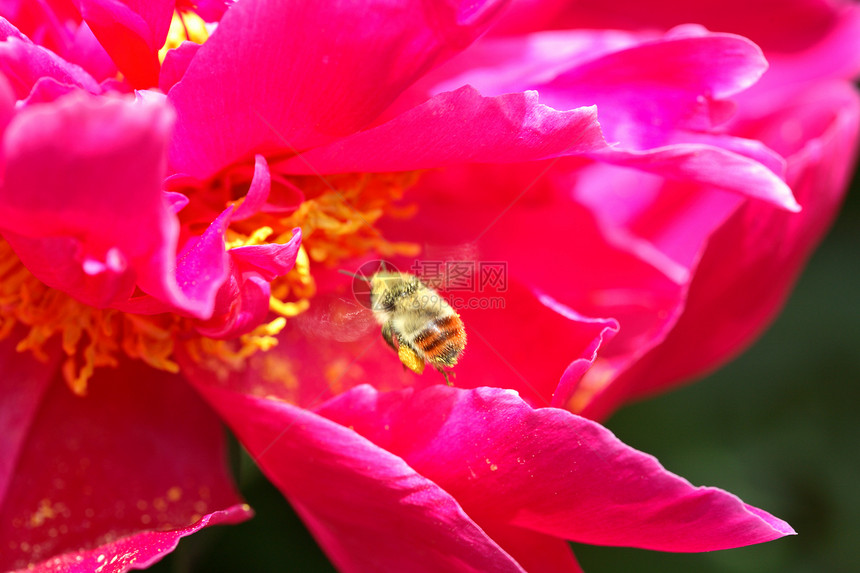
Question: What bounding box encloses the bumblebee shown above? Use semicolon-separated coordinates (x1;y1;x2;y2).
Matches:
366;271;466;384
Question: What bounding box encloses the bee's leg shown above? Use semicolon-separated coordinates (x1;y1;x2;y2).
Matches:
381;320;398;351
442;371;453;386
434;364;454;386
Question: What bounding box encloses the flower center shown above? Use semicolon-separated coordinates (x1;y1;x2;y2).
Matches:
0;166;419;395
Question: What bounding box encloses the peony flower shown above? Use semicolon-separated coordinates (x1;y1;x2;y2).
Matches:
2;0;847;570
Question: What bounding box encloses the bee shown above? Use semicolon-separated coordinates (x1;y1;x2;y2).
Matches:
342;268;466;384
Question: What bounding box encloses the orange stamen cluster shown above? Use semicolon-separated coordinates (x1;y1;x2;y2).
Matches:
0;239;181;395
223;169;422;320
0;167;420;395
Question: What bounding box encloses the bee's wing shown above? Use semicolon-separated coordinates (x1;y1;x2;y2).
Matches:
296;296;377;342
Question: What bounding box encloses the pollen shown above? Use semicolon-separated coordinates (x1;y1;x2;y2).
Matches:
398;344;426;375
158;10;209;64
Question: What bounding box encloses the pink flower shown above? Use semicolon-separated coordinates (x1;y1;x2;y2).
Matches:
1;0;842;570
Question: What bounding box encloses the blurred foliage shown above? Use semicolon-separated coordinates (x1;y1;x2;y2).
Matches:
151;173;860;572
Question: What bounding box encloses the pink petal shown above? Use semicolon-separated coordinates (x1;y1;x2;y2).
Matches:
21;76;80;105
317;385;795;551
168;206;232;315
479;28;769;147
0;28;101;98
178;0;234;22
479;522;584;573
16;505;251;573
196;228;301;338
380;161;682;400
0;358;249;571
196;274;270;339
0;335;60;505
417;27;799;211
535;0;851;53
158;40;199;93
734;5;860;119
193;382;527;573
0;1;82;53
167;0;508;177
0;70;14;163
275;86;606;174
589;143;799;213
230;154;271;221
162;190;189;213
537;27;768;143
421;29;643;101
76;0;174;88
571;164;743;274
578;80;860;420
228;228;302;281
281;86;797;214
0;16;28;41
453;281;618;407
65;21;119;83
0;92;177;309
0;91;227;318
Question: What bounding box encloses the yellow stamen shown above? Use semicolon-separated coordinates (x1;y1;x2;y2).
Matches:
225;226;274;249
276;172;421;264
0;240;185;395
158;11;210;64
0;167;422;394
225;170;421;323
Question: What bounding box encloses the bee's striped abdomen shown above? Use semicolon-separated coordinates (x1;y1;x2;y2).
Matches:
414;314;466;367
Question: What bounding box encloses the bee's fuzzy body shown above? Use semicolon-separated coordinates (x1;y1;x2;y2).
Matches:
369;272;466;382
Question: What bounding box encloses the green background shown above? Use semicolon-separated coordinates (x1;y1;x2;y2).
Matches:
151;174;860;572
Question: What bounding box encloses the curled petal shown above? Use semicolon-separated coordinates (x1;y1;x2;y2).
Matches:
168;206;232;315
0;27;101;98
158;40;200;93
192;383;528;573
588;143;799;212
229;228;302;280
168;0;508;177
278;86;606;173
0;92;178;309
1;91;233;318
231;154;271;221
493;28;768;146
317;385;795;551
197;228;302;338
